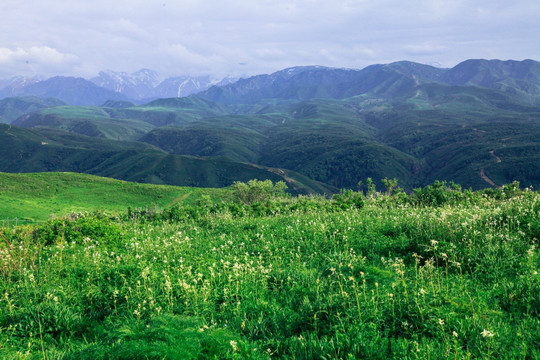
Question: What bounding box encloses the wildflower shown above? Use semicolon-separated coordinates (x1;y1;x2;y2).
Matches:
453;331;458;338
438;318;444;326
481;329;495;338
230;340;239;352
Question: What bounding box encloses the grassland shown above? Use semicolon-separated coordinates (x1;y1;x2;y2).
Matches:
0;172;224;223
0;180;538;359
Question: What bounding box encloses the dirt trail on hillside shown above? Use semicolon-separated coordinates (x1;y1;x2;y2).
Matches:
268;168;298;186
489;150;502;163
480;150;502;188
480;168;498;187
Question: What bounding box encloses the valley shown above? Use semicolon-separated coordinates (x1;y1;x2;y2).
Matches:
1;59;540;193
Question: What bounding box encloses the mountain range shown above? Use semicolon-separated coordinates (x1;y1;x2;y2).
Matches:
0;70;237;106
1;58;539;193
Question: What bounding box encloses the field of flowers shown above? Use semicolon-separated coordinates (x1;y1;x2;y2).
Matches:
0;181;539;359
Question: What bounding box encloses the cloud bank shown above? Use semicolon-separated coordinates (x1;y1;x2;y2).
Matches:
1;0;539;78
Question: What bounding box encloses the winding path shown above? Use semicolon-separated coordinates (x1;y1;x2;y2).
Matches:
480;150;502;188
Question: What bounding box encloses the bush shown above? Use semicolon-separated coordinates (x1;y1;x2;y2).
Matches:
231;179;287;205
331;189;364;210
33;214;122;246
411;180;463;206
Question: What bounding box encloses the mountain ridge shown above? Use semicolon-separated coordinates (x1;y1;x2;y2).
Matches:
2;59;539;106
0;58;539;192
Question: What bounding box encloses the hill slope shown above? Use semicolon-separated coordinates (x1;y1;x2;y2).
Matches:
0;172;223;222
0;96;66;124
0;124;335;194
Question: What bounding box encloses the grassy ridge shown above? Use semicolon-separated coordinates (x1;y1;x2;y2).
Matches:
0;172;224;222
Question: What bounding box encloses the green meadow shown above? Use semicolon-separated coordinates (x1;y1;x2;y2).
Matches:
0;178;539;359
0;172;223;223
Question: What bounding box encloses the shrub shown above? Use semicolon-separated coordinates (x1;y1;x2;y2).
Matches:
231;179;287;205
32;214;122;246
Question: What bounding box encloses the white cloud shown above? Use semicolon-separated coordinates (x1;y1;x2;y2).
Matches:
0;46;79;77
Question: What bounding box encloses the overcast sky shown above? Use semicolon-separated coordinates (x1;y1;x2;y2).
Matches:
1;0;539;79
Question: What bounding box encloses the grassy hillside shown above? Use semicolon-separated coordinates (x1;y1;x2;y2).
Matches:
0;172;225;223
0;125;336;196
0;96;66;124
13;106;155;141
139;114;279;163
0;183;538;358
370;108;540;189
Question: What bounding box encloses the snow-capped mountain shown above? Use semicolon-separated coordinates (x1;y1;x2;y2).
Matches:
0;76;42;97
153;76;237;98
90;69;161;100
90;69;237;101
1;70;238;105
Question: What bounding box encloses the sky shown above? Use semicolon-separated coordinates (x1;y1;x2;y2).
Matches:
1;0;539;80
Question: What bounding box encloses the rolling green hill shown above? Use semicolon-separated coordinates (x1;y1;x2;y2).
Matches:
139;114;280;163
13;106;155;140
0;172;224;222
0;96;66;124
0;124;336;195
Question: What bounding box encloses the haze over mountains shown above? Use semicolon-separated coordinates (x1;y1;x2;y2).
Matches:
0;69;237;105
1;59;539;193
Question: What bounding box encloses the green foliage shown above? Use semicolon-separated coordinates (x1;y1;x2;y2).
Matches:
64;315;236;360
231;179;288;205
412;180;464;206
1;182;539;358
331;189;364;210
32;214;122;246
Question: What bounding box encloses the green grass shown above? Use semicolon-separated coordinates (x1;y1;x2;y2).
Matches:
0;181;538;359
0;172;225;223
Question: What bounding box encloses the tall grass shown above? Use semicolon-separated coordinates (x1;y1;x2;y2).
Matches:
0;183;538;359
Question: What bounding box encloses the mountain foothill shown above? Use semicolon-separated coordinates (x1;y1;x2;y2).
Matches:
1;59;539;193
